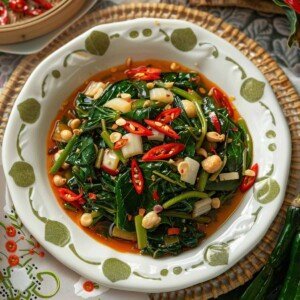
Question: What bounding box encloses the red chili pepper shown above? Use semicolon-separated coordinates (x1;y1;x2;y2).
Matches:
113;138;128;150
152;190;160;201
131;159;144;195
125;66;161;81
24;7;43;16
9;0;26;13
101;165;119;176
142;143;185;161
123;120;153;136
209;111;221;134
58;188;83;202
284;0;300;13
155;107;181;124
8;254;19;267
0;2;9;25
6;226;16;237
167;228;180;235
88;193;97;200
212;87;234;118
33;0;53;10
5;240;17;252
145;119;180;139
240;163;259;192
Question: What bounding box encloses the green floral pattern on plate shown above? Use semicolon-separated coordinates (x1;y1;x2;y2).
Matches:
102;258;131;282
17;98;41;124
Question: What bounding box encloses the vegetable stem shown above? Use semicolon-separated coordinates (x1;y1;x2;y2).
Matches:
95;148;104;169
152;170;186;188
197;169;209;191
238;118;253;168
171;86;207;149
163;191;209;209
50;135;78;174
101;131;126;163
241;194;300;300
134;215;148;249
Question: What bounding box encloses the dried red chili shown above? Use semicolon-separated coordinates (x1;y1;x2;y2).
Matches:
0;2;9;25
8;0;26;13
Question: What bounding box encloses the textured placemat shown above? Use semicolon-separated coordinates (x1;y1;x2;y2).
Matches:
189;0;284;14
0;3;299;299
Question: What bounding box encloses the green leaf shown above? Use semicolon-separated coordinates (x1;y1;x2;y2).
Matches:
115;170;142;231
45;220;70;247
204;243;229;266
273;0;299;47
66;136;96;166
171;28;197;52
102;258;131;282
17;98;41;124
240;78;265;102
85;31;110;56
9;161;35;187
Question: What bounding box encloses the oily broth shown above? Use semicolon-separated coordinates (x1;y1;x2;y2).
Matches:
47;59;244;253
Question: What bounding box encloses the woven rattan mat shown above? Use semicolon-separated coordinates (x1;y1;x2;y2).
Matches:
0;3;299;300
189;0;284;14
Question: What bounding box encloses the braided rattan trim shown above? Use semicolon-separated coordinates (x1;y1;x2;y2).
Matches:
0;4;299;299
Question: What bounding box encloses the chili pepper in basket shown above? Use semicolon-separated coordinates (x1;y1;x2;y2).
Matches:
145;119;180;139
0;2;9;25
155;107;181;124
123;120;153;136
125;66;161;81
33;0;53;10
241;195;300;300
240;163;258;192
131;159;144;194
142;143;185;161
24;7;43;16
8;0;26;13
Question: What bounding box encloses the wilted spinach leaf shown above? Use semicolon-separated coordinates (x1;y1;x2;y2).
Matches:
66;136;96;166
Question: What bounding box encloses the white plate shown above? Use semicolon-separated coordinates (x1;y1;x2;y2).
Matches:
2;18;291;293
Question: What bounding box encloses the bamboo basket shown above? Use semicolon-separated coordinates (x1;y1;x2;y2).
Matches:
0;0;85;45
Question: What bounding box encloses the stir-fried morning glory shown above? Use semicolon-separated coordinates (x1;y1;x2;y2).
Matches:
48;61;258;258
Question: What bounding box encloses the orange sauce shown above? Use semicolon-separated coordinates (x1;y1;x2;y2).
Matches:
47;59;244;254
